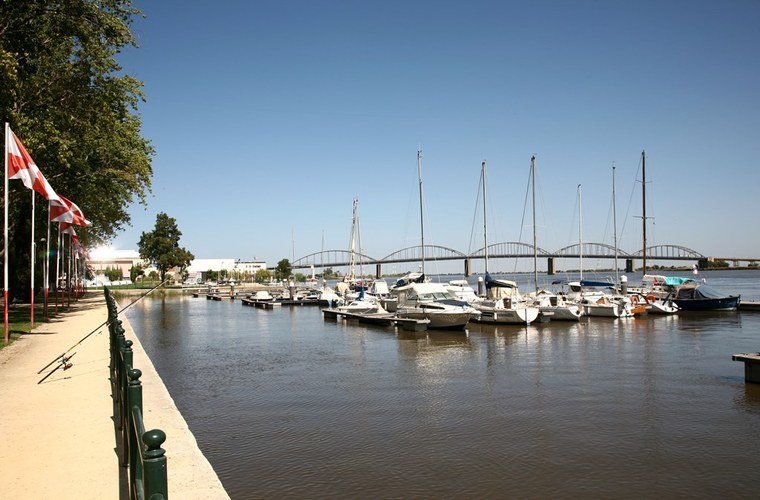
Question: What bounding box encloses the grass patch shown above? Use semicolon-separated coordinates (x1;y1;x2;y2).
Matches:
0;296;78;350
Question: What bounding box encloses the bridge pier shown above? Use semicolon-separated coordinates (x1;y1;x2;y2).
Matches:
547;257;554;275
626;259;634;273
376;264;382;279
464;258;471;277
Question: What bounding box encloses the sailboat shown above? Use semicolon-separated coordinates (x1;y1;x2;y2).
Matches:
470;160;540;326
526;156;583;321
625;151;680;314
392;151;479;330
577;169;635;318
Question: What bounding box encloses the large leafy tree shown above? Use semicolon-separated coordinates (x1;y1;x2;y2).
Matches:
0;1;153;299
138;213;194;283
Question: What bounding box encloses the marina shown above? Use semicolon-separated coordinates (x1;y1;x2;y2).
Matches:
124;269;760;498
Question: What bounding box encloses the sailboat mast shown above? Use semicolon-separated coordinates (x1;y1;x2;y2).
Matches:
641;150;647;274
349;198;358;279
612;164;619;285
531;155;538;292
482;160;488;275
417;150;425;276
578;184;583;283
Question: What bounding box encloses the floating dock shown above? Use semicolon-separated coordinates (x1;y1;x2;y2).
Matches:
739;301;760;312
732;352;760;383
322;308;429;332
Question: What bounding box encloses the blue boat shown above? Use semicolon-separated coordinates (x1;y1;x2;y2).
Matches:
672;283;741;311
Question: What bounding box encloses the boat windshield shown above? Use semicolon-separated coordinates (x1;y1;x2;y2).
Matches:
414;291;456;301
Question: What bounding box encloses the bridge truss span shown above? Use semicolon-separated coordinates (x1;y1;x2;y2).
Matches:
292;249;377;269
632;245;704;260
554;242;632;259
469;241;551;258
379;245;468;264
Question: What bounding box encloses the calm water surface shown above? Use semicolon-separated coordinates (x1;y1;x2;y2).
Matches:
124;271;760;499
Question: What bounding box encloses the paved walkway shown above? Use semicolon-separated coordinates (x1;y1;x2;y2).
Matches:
0;294;229;499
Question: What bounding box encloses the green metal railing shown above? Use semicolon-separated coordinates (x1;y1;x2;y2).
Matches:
106;287;168;499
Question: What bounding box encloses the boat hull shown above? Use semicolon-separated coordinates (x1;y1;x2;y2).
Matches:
396;309;473;330
471;306;540;325
672;296;740;311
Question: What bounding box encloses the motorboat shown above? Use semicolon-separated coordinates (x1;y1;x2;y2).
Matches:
671;283;740;311
392;281;479;330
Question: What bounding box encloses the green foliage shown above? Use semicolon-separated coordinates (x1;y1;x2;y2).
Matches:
103;266;123;282
138;213;194;282
0;1;153;300
294;273;307;282
275;259;292;280
255;269;272;283
129;264;144;283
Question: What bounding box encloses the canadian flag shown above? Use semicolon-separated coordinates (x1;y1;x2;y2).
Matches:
6;127;61;202
50;195;91;226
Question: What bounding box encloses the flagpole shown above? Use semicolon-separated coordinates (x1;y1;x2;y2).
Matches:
44;201;50;318
55;225;61;313
4;122;9;344
30;189;35;327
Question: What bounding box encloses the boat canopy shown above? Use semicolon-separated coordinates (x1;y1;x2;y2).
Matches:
485;273;517;289
663;276;695;286
675;284;732;300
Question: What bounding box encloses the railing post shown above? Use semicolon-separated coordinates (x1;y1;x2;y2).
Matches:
143;429;168;499
120;339;133;440
127;368;143;475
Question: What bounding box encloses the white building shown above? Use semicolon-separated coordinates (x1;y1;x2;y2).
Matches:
87;247;144;280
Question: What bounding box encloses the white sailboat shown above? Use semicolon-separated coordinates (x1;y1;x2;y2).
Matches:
577;170;635;318
393;150;479;330
527;156;582;321
470;160;539;326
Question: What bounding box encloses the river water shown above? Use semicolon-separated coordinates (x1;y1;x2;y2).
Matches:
124;270;760;499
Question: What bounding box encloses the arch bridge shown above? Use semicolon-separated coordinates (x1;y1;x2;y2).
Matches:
291;242;717;277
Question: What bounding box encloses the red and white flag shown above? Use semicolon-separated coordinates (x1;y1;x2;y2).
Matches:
6;128;60;202
59;221;77;235
50;195;91;226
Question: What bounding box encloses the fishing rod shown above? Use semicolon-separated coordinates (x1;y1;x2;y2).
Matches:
37;352;76;385
36;279;167;375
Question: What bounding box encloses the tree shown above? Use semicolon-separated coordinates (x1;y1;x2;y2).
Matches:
104;266;123;282
129;264;144;283
138;213;194;282
0;1;153;299
275;259;292;281
255;269;272;283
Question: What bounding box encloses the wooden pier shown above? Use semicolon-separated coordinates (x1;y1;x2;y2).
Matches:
732;352;760;383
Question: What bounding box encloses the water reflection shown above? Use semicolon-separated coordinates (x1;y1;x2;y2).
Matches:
123;292;760;498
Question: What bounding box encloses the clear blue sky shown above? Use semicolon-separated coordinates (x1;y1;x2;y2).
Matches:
112;0;760;269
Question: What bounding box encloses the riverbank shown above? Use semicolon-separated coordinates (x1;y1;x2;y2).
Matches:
0;293;228;499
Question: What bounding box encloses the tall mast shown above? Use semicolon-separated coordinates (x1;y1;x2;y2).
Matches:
531;155;538;292
482;160;488;275
578;184;583;282
417;150;425;276
641;150;647;274
349;198;359;279
612;163;619;286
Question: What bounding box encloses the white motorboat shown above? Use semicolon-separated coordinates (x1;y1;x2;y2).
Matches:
393;281;479;330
